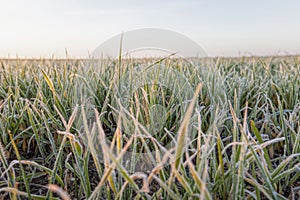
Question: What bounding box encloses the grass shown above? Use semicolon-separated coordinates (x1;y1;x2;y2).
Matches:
0;55;299;199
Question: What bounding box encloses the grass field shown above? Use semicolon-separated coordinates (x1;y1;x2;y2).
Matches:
0;56;299;199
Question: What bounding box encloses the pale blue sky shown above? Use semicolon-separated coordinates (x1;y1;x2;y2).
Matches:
0;0;300;57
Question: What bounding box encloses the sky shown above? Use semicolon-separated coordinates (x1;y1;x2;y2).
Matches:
0;0;300;58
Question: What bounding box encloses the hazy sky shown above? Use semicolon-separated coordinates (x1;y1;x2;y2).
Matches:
1;0;300;58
